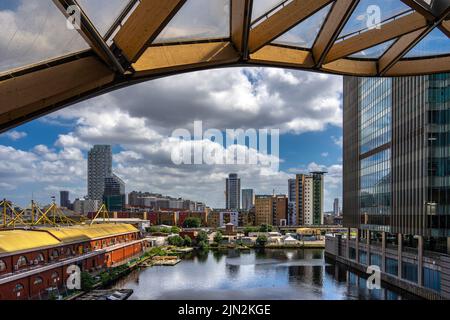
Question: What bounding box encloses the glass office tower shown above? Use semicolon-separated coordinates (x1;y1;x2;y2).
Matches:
340;73;450;298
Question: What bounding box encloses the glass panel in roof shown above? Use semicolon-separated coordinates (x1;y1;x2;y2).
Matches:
339;0;412;38
404;28;450;58
0;0;89;73
251;0;285;22
154;0;230;43
349;39;396;59
272;3;332;49
77;0;132;37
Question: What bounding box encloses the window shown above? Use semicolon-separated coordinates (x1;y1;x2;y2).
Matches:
402;261;418;283
359;250;367;265
13;284;24;292
51;272;59;283
33;277;43;285
370;254;382;267
385;258;398;276
36;253;45;264
17;256;28;268
0;260;6;272
423;267;440;292
52;249;59;259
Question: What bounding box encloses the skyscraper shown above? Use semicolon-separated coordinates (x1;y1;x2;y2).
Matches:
242;189;254;210
333;198;340;216
60;191;70;208
225;173;240;210
332;74;450;297
88;145;112;201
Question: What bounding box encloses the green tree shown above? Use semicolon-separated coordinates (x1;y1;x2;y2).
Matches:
256;235;268;247
213;231;223;244
160;227;171;234
80;272;95;291
196;230;209;243
183;235;192;247
168;235;185;247
197;240;209;250
171;226;181;234
259;224;273;232
184;217;201;228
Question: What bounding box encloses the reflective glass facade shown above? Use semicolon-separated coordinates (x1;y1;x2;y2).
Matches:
428;74;450;228
359;78;392;154
359;79;392;231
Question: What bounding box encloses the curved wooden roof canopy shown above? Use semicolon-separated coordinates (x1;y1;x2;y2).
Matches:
0;0;449;133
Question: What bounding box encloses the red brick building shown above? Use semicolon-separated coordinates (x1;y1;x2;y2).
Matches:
0;224;147;300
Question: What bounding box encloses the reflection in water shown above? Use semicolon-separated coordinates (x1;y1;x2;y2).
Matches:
111;249;420;300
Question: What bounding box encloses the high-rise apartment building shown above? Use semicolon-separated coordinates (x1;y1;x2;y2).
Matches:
288;179;297;225
88;145;112;201
242;189;254;210
60;191;70;208
294;173;325;226
329;74;450;299
225;173;240;210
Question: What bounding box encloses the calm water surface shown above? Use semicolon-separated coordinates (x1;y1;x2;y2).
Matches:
112;249;419;300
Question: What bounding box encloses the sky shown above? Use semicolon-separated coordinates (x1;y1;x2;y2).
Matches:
3;0;446;211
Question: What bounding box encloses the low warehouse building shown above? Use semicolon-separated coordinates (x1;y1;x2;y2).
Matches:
0;224;148;300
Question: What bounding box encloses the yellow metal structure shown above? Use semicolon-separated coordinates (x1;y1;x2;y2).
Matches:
89;204;110;226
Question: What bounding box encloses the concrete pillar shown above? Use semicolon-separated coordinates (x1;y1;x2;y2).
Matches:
346;228;351;259
381;232;386;272
355;229;360;262
398;233;403;278
447;237;450;255
418;235;423;286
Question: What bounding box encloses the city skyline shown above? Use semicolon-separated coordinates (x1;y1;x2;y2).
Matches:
0;68;343;211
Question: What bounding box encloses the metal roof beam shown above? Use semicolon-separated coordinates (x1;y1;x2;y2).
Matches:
52;0;127;74
231;0;253;59
324;12;428;64
113;0;187;63
248;0;334;54
313;0;360;67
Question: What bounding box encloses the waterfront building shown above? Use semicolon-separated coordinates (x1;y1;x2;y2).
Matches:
59;191;70;209
327;74;450;299
255;195;273;226
0;224;146;300
87;145;112;201
225;173;240;210
242;189;254;210
220;211;239;227
254;195;288;226
293;173;325;226
288;179;297;225
274;195;288;226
